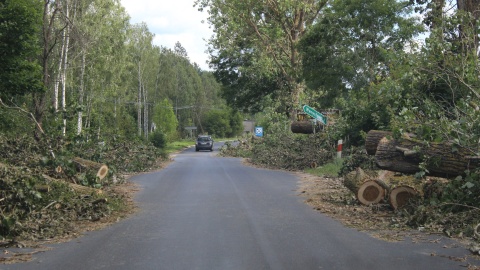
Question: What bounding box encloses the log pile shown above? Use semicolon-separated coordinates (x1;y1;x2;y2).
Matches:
344;130;479;209
343;167;423;209
366;130;480;178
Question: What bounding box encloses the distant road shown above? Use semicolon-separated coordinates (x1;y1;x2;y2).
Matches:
4;143;478;269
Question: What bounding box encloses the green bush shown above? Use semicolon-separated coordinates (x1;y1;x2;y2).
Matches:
149;130;167;149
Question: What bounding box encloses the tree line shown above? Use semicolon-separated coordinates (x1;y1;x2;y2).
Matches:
1;0;242;143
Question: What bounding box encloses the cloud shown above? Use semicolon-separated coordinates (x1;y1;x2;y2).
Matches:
120;0;212;70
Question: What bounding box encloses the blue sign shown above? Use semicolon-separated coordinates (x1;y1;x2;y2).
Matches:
255;126;263;137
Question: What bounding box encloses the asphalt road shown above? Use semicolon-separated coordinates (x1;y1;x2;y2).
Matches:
3;143;478;270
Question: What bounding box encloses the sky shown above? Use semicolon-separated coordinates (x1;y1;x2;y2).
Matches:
120;0;213;71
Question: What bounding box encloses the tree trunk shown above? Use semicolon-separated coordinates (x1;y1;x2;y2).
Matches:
357;180;387;205
72;157;108;180
365;130;393;155
291;121;320;134
375;136;480;178
137;64;142;137
77;50;86;135
343;167;387;205
61;0;70;137
389;186;418;210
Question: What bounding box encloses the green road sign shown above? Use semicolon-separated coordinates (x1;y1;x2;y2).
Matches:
303;105;327;125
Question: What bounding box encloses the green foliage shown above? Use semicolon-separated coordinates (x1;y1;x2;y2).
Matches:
338;146;378;177
202;109;243;138
306;159;344;178
441;171;480;210
299;0;423;108
219;140;253;158
152;99;178;142
149;130;167;149
0;0;44;98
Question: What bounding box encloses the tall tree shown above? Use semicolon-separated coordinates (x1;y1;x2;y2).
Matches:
0;0;44;99
195;0;327;117
299;0;423;105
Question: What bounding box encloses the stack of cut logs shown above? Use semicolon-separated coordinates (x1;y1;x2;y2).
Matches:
343;130;479;209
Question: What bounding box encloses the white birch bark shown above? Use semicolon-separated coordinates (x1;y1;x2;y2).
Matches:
77;50;85;135
137;64;142;137
61;0;70;136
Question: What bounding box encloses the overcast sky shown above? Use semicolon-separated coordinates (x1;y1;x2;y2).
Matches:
120;0;213;71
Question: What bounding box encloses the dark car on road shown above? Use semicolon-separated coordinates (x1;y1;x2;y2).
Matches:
195;135;213;151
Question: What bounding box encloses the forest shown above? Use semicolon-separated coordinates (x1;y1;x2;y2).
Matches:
1;0;480;245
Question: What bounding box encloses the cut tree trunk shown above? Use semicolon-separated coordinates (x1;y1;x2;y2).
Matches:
357;180;387;205
374;136;479;178
291;121;319;134
343;167;387;205
389;186;418;210
72;157;108;180
365;130;393;155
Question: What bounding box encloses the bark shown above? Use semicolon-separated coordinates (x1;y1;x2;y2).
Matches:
389;186;418;210
375;136;480;178
72;157;109;180
343;167;387;205
61;0;69;137
137;64;142;137
77;50;86;135
365;130;393;155
290;121;320;134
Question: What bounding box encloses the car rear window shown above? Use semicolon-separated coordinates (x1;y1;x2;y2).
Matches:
197;137;211;142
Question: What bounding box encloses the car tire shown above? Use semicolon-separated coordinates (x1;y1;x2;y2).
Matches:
196;148;199;152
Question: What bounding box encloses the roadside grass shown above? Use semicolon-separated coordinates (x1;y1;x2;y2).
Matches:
165;140;194;154
305;158;343;178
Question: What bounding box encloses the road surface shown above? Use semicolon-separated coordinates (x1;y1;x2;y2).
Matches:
3;143;478;269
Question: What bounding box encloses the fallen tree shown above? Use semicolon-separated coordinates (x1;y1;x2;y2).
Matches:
366;130;480;178
291;121;319;134
72;157;109;181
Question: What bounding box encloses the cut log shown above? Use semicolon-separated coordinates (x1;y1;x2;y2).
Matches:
365;130;393;155
389;186;418;210
291;121;321;134
357;180;387;205
343;168;388;205
375;136;479;178
343;167;368;195
72;157;109;180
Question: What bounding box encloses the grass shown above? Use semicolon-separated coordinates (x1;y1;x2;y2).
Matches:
165;140;194;154
305;158;343;178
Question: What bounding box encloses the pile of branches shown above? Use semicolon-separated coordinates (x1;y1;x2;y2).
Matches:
0;134;166;244
221;133;335;171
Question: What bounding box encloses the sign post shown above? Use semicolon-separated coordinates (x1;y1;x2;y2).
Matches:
302;105;327;125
